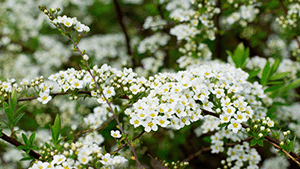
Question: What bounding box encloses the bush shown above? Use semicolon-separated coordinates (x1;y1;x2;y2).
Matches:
1;0;300;168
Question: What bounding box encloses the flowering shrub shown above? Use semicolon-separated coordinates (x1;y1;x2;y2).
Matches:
1;0;300;169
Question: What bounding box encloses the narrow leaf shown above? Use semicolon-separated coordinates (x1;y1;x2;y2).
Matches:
261;61;271;86
29;132;36;145
20;156;34;161
22;133;28;145
17;145;27;150
265;85;283;93
14;104;27;116
250;139;257;146
241;47;249;69
284;78;300;91
247;69;261;80
270;58;281;76
269;72;290;81
13;113;25;126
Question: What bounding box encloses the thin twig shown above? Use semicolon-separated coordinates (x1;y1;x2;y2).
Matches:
73;117;114;142
182;137;253;162
183;147;211;162
0;132;41;160
200;108;300;165
265;138;300;165
113;0;134;67
63;26;143;168
111;131;145;154
279;0;300;49
17;91;91;102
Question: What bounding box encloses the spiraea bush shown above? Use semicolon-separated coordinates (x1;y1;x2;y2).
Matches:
1;0;300;168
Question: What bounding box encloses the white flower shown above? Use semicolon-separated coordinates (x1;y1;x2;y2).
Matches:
71;79;83;89
129;115;143;128
101;153;112;165
129;84;141;94
111;130;122;138
74;22;84;32
83;54;89;61
228;119;242;133
143;117;158;132
78;154;90;164
2;82;12;92
103;86;116;98
63;17;74;27
37;92;52;104
51;155;66;165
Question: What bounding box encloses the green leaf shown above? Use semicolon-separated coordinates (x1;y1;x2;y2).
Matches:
20;156;34;161
266;81;284;85
288;140;294;152
14;104;27;116
0;104;8;111
17;145;27;150
9;91;17;113
284;78;300;91
29;132;36;145
266;106;277;119
247;69;261;80
269;72;290;81
250;139;257;146
265;85;283;93
241;47;250;69
228;43;249;68
12;113;25;127
270;58;281;76
258;138;264;146
22;133;28;145
51;114;61;144
260;61;271;86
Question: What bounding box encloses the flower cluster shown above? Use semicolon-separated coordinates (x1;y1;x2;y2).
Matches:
30;142;127;169
0;78;20;102
137;32;170;54
84;105;114;129
276;3;300;29
126;63;268;133
223;4;260;26
143;15;167;31
245;55;300;80
78;34;130;69
52;15;90;32
224;143;261;169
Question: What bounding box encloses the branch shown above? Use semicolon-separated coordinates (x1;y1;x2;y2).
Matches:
17;91;91;102
111;131;145;154
182;146;211;162
64;26;143;168
182;137;253;162
200;108;300;165
0;132;41;160
279;0;300;49
73;117;114;142
112;0;135;67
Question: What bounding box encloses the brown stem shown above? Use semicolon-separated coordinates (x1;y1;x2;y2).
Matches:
17;91;91;102
0;132;41;160
111;131;145;154
64;28;143;168
112;0;135;67
183;137;253;162
201;108;300;165
279;0;300;49
73;117;114;142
